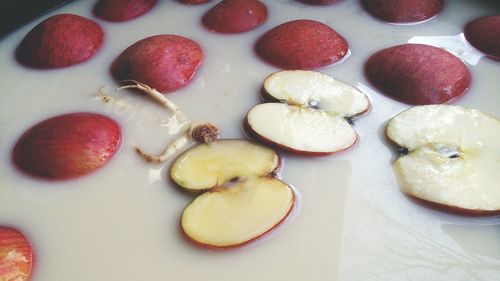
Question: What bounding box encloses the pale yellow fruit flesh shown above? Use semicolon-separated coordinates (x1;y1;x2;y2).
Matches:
247;103;357;153
182;177;294;247
171;140;280;191
263;70;369;117
387;105;500;211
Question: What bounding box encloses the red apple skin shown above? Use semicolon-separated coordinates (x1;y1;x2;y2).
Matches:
93;0;158;22
202;0;268;33
298;0;339;5
12;113;122;180
361;0;443;23
16;14;104;69
255;20;348;70
179;0;212;4
365;44;471;105
464;15;500;60
111;35;203;93
407;194;500;217
181;182;295;250
0;227;34;280
243;116;358;157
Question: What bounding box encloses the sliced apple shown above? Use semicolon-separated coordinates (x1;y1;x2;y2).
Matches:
246;70;369;156
182;177;294;248
170;139;295;248
170;139;280;191
386;105;500;215
0;227;34;281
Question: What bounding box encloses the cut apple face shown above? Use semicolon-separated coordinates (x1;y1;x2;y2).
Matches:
246;70;369;156
170;139;295;248
182;177;294;248
386;105;500;215
170;139;280;191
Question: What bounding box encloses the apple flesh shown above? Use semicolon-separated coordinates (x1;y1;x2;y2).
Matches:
111;35;203;93
171;139;280;191
202;0;267;33
255;20;348;69
16;14;104;68
246;70;369;156
170;140;294;248
0;227;34;281
182;177;294;248
386;105;500;215
361;0;443;23
93;0;158;22
13;113;122;180
464;15;500;60
365;44;471;105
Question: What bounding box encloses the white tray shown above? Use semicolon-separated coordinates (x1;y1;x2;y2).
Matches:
0;1;499;280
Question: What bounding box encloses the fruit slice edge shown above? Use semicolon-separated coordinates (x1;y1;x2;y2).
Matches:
246;103;358;155
181;177;295;248
386;105;500;213
263;70;370;117
170;139;280;191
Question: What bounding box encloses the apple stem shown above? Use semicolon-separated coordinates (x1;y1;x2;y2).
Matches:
135;123;219;163
116;80;188;122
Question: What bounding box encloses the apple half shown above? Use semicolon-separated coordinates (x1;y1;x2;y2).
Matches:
0;227;34;281
246;70;370;156
386;105;500;215
170;140;295;248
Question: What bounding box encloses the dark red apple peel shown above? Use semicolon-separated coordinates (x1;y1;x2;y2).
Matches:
464;15;500;60
202;0;268;33
93;0;158;22
0;226;34;280
255;20;348;70
12;113;122;180
361;0;443;23
111;35;203;93
298;0;339;5
179;0;212;5
365;44;471;105
16;14;104;69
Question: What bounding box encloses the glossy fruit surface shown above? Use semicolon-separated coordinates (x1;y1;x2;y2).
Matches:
16;14;104;68
111;35;203;93
13;113;121;180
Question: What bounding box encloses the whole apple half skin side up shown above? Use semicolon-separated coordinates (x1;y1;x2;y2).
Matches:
202;0;268;34
246;70;370;156
170;140;295;249
16;14;104;69
93;0;158;22
255;20;348;70
361;0;444;23
0;227;34;281
111;35;203;93
464;15;500;60
386;105;500;216
365;44;471;105
298;0;339;5
12;112;122;180
180;0;212;5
